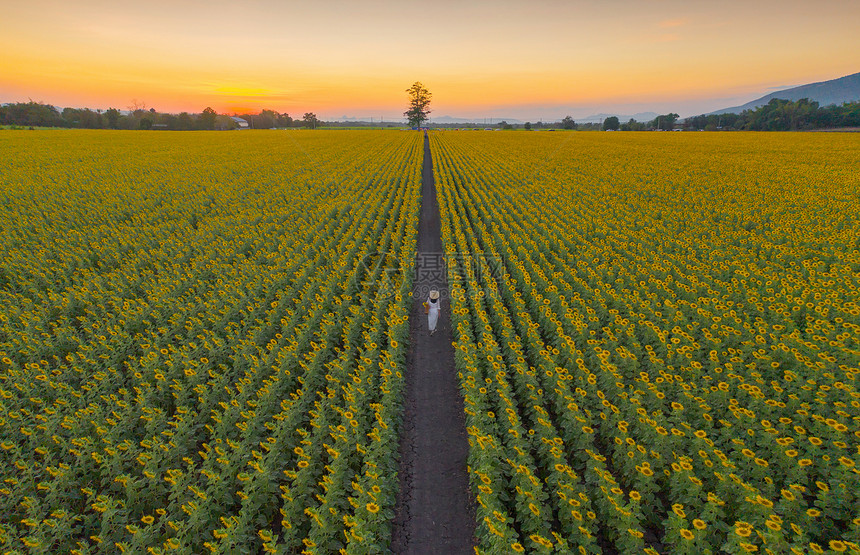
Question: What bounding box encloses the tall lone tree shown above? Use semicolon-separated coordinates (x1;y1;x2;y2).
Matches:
404;82;431;128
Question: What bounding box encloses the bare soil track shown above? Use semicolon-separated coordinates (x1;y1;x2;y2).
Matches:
391;133;476;554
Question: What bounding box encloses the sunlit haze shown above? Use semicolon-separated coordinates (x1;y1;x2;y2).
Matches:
2;0;858;120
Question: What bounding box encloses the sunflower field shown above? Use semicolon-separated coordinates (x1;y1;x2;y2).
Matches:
431;131;860;554
0;129;421;554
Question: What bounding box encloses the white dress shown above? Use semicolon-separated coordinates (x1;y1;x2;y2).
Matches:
427;297;440;332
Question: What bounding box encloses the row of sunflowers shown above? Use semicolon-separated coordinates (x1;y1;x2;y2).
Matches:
430;131;860;554
0;130;420;554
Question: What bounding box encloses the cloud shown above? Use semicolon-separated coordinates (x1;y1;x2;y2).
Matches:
649;16;690;43
765;84;798;91
213;86;276;98
659;17;689;28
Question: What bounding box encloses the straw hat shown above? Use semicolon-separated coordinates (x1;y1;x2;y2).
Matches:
429;290;440;300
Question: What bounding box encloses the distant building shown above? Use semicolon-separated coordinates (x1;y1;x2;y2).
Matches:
230;116;249;129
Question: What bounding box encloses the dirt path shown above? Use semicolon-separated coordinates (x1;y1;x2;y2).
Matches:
391;133;476;554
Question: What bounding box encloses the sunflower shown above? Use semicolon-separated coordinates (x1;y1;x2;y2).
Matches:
829;540;847;552
765;520;781;531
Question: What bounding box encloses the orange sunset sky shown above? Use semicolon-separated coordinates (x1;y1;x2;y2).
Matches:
2;0;859;120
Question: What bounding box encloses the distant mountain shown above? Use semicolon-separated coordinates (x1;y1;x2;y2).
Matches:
709;71;860;115
331;114;525;124
333;115;400;122
578;112;658;124
429;115;524;124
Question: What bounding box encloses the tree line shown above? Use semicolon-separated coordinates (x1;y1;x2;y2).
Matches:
409;114;681;131
683;98;860;131
453;99;859;132
4;97;859;131
523;101;857;131
0;102;323;130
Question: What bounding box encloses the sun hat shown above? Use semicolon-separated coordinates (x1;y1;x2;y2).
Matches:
429;290;440;300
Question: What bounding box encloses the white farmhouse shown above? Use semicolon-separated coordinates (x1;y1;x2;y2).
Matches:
230;116;249;129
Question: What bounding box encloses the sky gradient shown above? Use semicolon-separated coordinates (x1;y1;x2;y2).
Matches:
2;0;859;120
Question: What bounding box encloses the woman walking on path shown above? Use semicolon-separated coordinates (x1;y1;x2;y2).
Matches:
427;289;440;335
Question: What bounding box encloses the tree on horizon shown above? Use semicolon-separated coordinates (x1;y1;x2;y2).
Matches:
603;116;620;131
404;82;432;128
199;107;217;130
303;112;320;129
